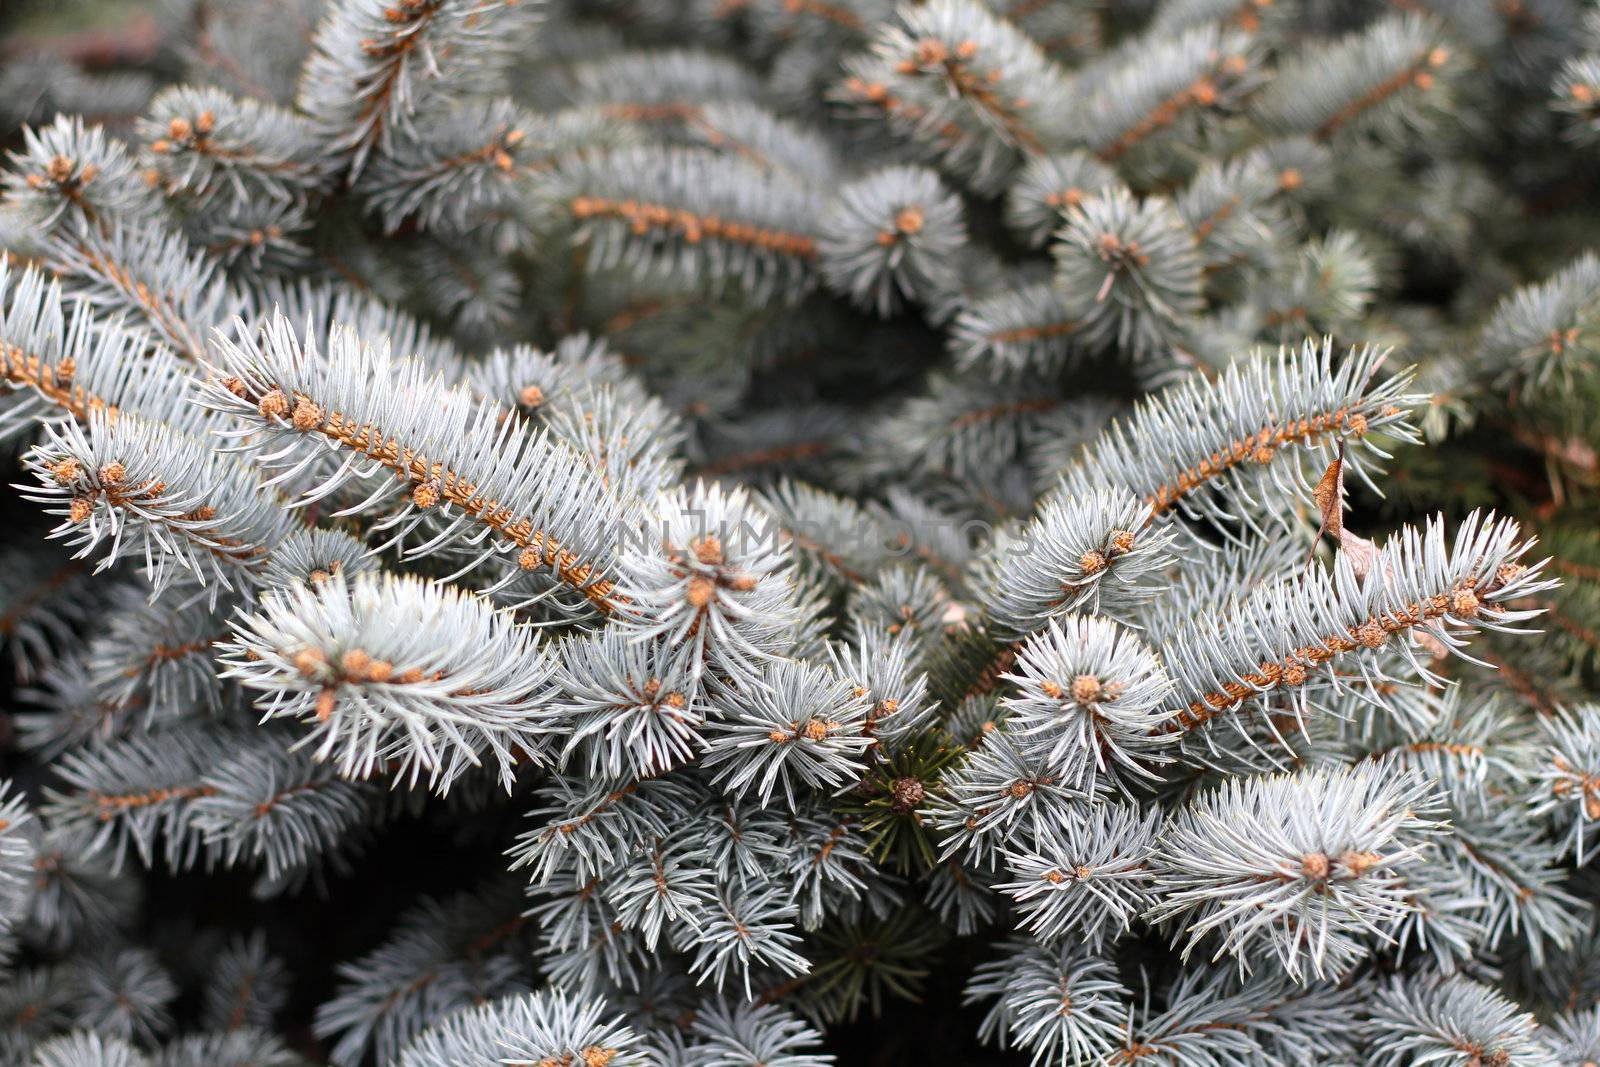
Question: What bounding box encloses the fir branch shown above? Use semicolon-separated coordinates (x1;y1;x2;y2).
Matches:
612;481;808;683
1253;14;1453;143
1160;511;1552;735
0;263;199;441
1052;188;1203;361
1080;25;1256;165
22;413;295;597
313;880;533;1066
203;312;635;616
42;724;237;871
1365;973;1555;1067
976;487;1176;640
219;570;556;792
1530;703;1600;864
837;0;1075;192
396;990;645;1067
1000;614;1176;790
1147;764;1445;979
297;0;535;173
1113;967;1361;1067
41;218;243;364
965;937;1128;1065
1004;150;1122;249
140;85;331;208
817;165;967;317
1058;338;1420;525
1;116;160;236
541;145;826;303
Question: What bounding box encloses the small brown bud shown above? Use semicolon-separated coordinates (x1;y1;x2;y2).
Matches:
1278;167;1303;191
291;396;322;431
686;576;716;608
367;660;394;682
195;109;216;135
692;535;724;566
518;548;540;570
340;649;372;676
1301;852;1330;880
293;648;325;674
412;481;441;509
1071;674;1104;704
914;37;947;65
1039;680;1064;700
1347;412;1369;436
69;496;94;523
1355;621;1386;649
1451;588;1480;617
582;1048;618;1067
221;375;248;398
258;388;289;419
47;156;73;183
1008;780;1033;798
97;461;126;485
664;691;687;709
518;384;544;408
1109;529;1136;555
1080;549;1108;575
316;688;337;721
894;205;924;236
890;776;925;812
49;458;82;485
1283;662;1308;687
309;569;331;585
1340;850;1380;876
801;719;830;741
168;116;193;141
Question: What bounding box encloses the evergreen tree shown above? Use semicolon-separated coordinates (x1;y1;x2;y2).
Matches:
0;0;1598;1063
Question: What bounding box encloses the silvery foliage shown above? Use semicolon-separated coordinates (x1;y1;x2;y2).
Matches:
0;0;1592;1063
